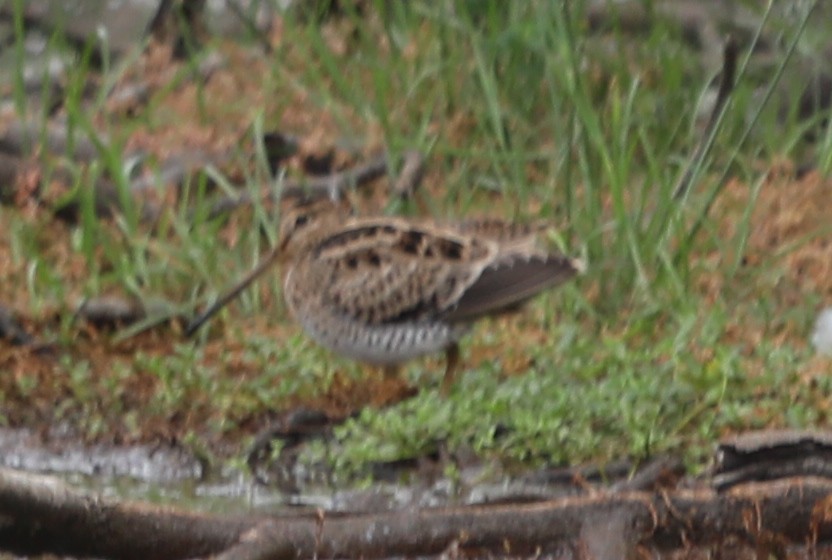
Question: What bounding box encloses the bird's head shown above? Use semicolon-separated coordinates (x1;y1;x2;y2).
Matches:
277;186;353;255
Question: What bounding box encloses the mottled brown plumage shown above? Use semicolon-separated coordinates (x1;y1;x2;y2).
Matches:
188;187;583;393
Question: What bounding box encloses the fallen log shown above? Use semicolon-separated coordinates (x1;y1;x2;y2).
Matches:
3;465;832;559
0;467;251;560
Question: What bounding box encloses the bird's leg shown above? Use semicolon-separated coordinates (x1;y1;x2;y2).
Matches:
441;342;460;396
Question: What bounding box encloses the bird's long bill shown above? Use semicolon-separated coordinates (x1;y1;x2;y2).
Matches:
444;254;581;322
184;245;282;337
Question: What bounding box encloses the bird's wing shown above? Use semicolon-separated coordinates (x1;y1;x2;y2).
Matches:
442;252;581;322
443;218;581;321
302;218;499;324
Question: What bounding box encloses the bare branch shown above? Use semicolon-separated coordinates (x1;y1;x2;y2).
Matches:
4;466;832;559
205;153;389;220
673;36;739;200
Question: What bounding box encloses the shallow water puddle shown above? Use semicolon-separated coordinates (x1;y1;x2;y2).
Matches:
0;427;459;515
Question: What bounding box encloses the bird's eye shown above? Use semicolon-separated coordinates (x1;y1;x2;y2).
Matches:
295;215;309;227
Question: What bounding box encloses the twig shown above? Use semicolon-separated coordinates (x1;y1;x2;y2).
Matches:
673;36;739;200
0;304;33;346
225;0;274;54
106;52;226;112
611;456;685;493
74;295;146;327
145;0;176;41
145;0;208;58
0;119;101;162
205;153;389;220
0;4;118;69
0;152;26;203
390;150;426;200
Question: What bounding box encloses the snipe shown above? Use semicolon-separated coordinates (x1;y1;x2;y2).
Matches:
187;187;583;393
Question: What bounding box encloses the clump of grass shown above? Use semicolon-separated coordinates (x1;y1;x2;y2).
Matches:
327;308;815;475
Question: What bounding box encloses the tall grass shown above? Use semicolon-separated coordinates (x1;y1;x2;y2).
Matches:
275;1;804;308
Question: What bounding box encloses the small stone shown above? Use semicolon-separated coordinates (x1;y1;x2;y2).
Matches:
811;307;832;356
